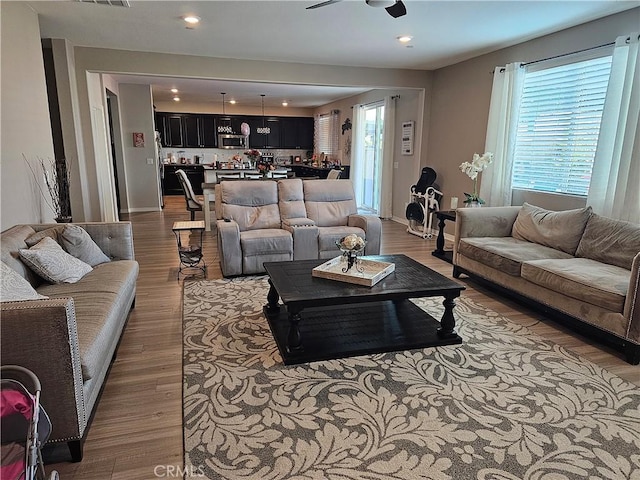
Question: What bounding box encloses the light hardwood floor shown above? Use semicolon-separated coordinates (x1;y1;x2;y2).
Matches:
48;195;639;479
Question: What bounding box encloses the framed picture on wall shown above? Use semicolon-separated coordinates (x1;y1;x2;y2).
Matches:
133;132;145;147
401;121;413;155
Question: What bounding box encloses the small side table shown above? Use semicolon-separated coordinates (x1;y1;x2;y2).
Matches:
432;210;456;264
172;221;207;279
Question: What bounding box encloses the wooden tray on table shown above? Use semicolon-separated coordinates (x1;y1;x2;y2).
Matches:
311;256;395;287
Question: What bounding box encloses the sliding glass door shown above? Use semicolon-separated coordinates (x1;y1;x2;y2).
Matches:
356;102;385;214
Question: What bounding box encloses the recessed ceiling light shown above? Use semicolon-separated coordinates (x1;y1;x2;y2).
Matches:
397;35;413;43
282;101;288;107
183;15;200;25
170;88;178;93
229;100;236;105
173;96;180;102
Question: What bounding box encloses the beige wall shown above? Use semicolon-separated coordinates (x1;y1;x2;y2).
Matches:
50;38;91;222
427;7;640;222
118;83;162;212
1;2;56;229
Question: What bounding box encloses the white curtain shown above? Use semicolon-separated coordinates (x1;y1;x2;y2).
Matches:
379;96;396;219
480;62;524;206
587;33;640;223
350;104;365;208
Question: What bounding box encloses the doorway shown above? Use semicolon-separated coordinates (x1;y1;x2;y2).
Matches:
105;92;122;214
355;102;385;215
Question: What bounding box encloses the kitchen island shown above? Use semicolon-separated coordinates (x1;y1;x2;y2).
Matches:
290;164;349;179
163;164;292;195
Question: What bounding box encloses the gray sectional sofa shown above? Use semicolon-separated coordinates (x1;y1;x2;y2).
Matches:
453;203;640;364
215;179;382;276
1;222;139;461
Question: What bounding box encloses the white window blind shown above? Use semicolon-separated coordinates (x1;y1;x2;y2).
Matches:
315;110;339;159
511;55;612;196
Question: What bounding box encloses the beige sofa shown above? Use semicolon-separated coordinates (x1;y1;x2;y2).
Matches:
1;222;139;461
216;179;382;276
453;204;640;364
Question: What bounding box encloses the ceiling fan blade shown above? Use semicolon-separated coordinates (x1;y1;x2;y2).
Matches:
385;0;406;18
306;0;343;9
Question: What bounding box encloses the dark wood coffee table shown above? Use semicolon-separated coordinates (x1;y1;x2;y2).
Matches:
263;254;465;364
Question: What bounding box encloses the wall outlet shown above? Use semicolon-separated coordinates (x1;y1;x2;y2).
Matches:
394;161;399;169
146;158;154;165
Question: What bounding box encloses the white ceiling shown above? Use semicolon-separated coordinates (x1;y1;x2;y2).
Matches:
29;0;638;108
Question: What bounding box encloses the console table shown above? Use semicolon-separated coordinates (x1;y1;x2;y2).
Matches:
432;210;456;264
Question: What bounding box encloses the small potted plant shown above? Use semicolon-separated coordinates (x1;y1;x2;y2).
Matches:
459;152;493;206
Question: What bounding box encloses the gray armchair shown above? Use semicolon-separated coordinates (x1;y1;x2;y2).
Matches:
302;179;381;259
216;180;293;276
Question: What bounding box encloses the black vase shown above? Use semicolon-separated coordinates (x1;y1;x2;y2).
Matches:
55;216;73;223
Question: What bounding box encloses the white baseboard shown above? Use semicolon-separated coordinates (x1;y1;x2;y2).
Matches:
391;216;408;226
389;216;454;243
122;207;162;213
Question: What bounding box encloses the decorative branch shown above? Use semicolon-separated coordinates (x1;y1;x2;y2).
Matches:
24;155;72;219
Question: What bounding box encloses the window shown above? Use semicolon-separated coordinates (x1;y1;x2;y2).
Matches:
315;110;340;159
511;55;612;196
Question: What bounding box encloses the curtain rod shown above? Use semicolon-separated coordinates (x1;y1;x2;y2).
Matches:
351;97;398;109
521;39;618;68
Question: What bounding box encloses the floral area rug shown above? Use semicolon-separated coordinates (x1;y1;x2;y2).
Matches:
183;277;640;480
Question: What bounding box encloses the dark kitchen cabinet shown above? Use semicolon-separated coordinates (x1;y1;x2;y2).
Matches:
156;113;217;148
163;164;204;195
183;115;200;147
155;113;166;143
165;115;184;147
156;112;313;150
184;114;217;148
155;113;182;148
280;117;314;149
199;115;216;147
298;117;314;150
248;116;280;149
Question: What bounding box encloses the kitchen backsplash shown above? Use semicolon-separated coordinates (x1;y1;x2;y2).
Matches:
161;147;311;165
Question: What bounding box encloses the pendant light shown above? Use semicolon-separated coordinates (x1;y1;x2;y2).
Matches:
259;94;270;135
218;92;232;134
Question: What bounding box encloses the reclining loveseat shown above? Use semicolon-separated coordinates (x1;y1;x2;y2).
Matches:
215;179;382;276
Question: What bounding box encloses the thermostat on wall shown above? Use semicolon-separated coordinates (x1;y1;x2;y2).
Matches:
401;121;414;155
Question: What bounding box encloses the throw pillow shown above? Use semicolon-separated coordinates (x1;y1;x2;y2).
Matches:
25;225;65;248
511;203;592;255
19;237;92;284
1;261;48;302
575;213;640;270
60;225;111;266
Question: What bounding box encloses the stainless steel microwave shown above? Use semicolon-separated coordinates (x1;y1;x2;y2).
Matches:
218;134;247;149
